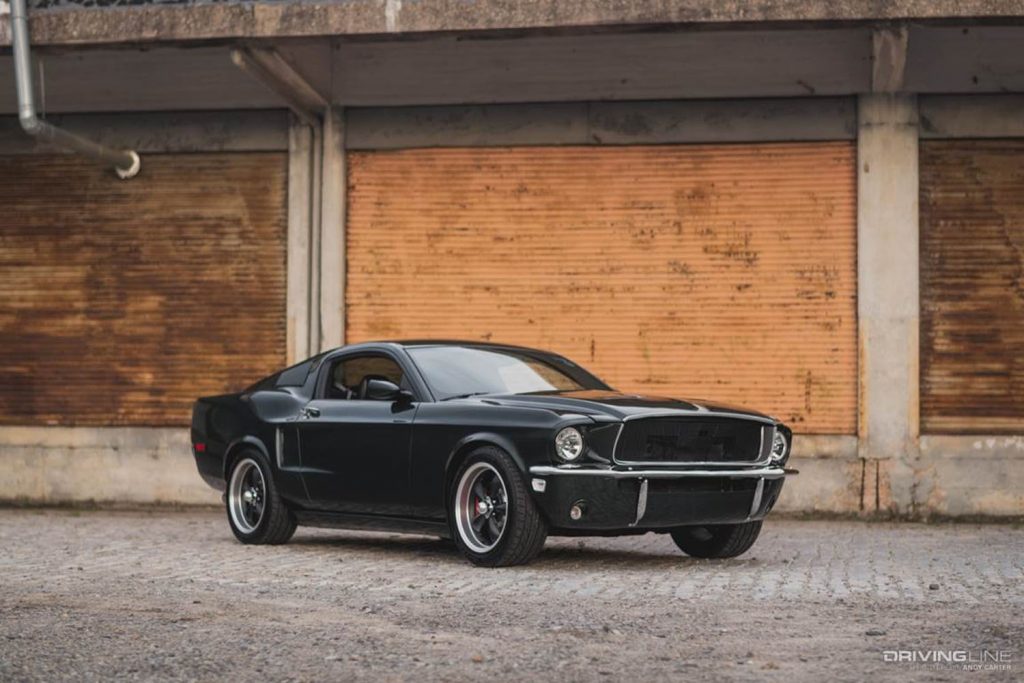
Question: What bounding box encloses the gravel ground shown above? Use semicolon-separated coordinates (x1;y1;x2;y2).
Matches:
0;509;1020;682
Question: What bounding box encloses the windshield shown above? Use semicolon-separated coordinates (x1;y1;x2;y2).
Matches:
407;346;607;400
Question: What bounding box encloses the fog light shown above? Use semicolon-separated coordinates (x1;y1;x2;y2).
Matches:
569;503;586;521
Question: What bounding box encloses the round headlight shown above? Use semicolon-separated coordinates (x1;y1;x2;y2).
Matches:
554;427;584;462
770;429;788;463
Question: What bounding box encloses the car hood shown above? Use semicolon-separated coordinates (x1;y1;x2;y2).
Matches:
475;390;776;423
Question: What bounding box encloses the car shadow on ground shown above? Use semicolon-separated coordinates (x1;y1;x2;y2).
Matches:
285;531;754;570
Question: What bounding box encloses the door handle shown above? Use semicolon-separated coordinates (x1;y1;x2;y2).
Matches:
302;406;321;419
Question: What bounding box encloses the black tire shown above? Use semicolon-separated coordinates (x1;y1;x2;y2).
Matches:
226;448;296;545
670;520;762;559
449;446;547;567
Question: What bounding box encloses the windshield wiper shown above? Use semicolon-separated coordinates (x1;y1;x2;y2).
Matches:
439;392;493;402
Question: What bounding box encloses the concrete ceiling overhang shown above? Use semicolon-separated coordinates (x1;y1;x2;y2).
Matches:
0;23;1021;114
2;1;1024;47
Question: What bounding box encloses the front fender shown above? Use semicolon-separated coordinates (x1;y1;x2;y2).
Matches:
444;431;529;478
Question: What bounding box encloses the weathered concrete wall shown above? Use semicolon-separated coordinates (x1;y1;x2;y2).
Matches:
918;437;1024;517
0;428;218;505
775;436;861;514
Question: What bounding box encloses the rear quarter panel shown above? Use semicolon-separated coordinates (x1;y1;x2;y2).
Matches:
190;390;306;499
191;394;250;491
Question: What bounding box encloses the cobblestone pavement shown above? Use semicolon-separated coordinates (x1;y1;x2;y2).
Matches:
0;509;1020;682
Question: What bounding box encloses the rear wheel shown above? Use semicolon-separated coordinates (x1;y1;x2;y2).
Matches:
450;447;547;567
226;449;296;545
670;520;762;559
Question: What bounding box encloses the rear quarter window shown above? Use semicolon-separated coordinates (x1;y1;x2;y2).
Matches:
276;360;314;387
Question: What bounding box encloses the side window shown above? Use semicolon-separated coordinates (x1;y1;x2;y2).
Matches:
324;355;406;400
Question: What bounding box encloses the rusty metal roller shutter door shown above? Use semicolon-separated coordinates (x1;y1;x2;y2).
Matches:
0;153;287;426
347;143;857;434
921;140;1024;434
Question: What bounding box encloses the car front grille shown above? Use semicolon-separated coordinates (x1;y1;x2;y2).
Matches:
614;417;772;465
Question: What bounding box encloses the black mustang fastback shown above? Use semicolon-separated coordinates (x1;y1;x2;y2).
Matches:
192;341;795;566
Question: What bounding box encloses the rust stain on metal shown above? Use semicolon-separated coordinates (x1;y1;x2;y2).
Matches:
0;153;288;426
920;140;1024;434
347;143;857;434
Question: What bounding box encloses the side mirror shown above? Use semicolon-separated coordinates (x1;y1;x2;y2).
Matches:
364;378;412;402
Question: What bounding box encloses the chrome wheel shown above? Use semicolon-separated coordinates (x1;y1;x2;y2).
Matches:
228;457;266;534
455;462;508;554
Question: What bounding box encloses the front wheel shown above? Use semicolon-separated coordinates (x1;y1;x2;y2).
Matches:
450;447;547;567
670;520;762;559
226;449;296;545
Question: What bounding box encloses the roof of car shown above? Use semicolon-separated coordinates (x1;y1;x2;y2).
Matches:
327;339;553;354
395;339;541;350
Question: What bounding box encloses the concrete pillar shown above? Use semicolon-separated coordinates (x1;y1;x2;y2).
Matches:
286;116;313;364
318;107;346;351
856;94;920;513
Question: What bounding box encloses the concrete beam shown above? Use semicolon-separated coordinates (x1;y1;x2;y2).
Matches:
871;26;908;93
0;46;282;114
331;29;870;106
857;94;920;513
346;98;856;150
920;94;1024;138
318;107;346;351
5;2;1024;47
0;110;288;154
906;25;1024;94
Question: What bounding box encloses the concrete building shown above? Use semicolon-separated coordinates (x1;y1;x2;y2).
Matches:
0;0;1022;516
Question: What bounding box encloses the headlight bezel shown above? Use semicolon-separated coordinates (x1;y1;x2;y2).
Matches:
554;426;585;462
770;428;789;464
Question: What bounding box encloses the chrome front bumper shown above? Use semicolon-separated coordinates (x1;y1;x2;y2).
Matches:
527;465;796;531
528;465;798;480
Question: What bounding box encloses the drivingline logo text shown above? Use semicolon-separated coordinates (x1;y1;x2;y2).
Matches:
883;649;1013;671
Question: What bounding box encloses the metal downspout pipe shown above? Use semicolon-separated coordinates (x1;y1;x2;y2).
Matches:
10;0;140;178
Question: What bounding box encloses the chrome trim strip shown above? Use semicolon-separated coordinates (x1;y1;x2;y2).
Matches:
621;409;775;425
610;421;625;463
275;427;284;469
630;478;648;527
528;466;790;480
748;478;765;519
615;457;771;467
